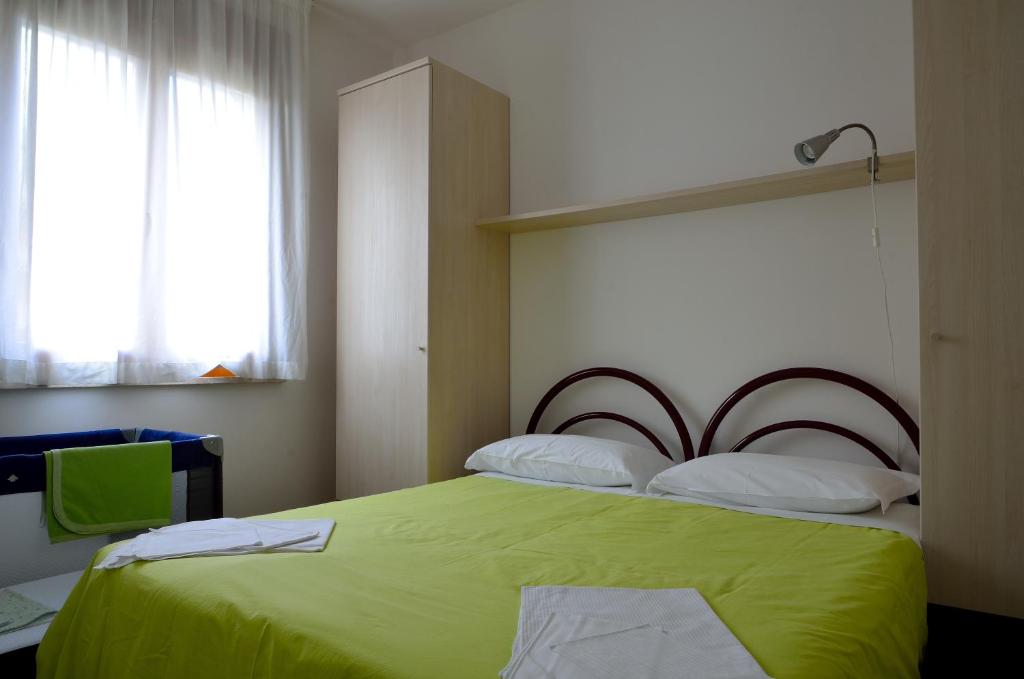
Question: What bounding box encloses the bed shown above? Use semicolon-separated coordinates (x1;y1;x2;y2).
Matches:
36;368;926;679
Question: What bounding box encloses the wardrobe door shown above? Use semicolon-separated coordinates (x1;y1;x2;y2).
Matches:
915;0;1024;617
337;65;430;499
427;62;510;483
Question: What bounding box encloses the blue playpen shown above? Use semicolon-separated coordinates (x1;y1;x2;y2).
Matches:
0;427;223;520
0;427;223;658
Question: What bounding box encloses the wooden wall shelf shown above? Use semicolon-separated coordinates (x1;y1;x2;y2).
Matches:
478;151;915;234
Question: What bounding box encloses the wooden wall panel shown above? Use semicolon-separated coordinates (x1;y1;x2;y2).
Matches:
336;66;431;499
915;0;1024;617
427;62;510;482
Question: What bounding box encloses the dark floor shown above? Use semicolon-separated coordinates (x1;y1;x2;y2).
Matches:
1;645;36;679
921;604;1022;677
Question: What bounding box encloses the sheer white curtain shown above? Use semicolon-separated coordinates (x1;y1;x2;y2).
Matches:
0;0;309;386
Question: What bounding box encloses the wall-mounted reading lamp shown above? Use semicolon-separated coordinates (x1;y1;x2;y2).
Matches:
794;120;901;463
794;123;879;180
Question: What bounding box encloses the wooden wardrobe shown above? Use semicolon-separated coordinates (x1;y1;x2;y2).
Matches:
915;0;1024;619
335;59;509;499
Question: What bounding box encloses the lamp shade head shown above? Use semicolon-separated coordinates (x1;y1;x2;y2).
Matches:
793;129;841;166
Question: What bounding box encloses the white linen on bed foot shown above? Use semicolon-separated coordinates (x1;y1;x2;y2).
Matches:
94;518;335;569
504;613;654;678
502;587;770;679
551;615;771;679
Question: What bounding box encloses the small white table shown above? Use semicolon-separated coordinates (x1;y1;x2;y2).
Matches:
0;571;83;655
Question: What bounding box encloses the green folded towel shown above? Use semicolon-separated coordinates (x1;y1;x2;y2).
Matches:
45;441;172;543
0;589;56;634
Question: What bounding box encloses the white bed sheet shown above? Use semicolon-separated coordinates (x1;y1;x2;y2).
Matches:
476;471;921;544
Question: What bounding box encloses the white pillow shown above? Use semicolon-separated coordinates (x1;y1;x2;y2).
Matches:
466;434;674;490
646;452;920;514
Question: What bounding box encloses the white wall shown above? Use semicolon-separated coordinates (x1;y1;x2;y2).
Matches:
410;0;921;470
0;6;398;521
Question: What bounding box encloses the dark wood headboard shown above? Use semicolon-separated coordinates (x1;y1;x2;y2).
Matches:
697;366;919;503
525;367;694;461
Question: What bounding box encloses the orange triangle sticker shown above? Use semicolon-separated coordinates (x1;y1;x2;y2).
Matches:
199;364;239;379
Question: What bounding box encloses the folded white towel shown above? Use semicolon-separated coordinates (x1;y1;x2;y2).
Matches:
503;587;770;679
247;519;335;553
505;613;656;679
95;518;335;569
552;616;770;679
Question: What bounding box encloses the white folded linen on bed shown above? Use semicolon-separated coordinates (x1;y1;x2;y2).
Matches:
94;518;335;569
247;519;336;552
502;586;769;679
505;613;653;678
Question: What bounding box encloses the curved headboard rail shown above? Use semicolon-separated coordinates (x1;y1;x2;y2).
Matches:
526;367;694;461
730;420;900;471
698;367;918;461
552;412;672;460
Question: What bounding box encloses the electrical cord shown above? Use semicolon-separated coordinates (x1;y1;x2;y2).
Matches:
869;162;901;465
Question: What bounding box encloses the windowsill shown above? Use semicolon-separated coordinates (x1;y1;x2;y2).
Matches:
2;378;286;390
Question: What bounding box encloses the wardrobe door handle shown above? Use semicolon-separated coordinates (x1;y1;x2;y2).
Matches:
930;331;960;343
417;345;426;352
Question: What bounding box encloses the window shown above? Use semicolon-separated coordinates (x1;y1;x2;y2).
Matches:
29;28;147;365
0;0;309;386
163;73;271;362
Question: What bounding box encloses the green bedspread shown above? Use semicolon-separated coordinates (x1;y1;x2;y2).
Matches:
37;476;926;679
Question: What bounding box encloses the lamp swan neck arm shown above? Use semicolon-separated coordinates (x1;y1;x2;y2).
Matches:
836;123;879;179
